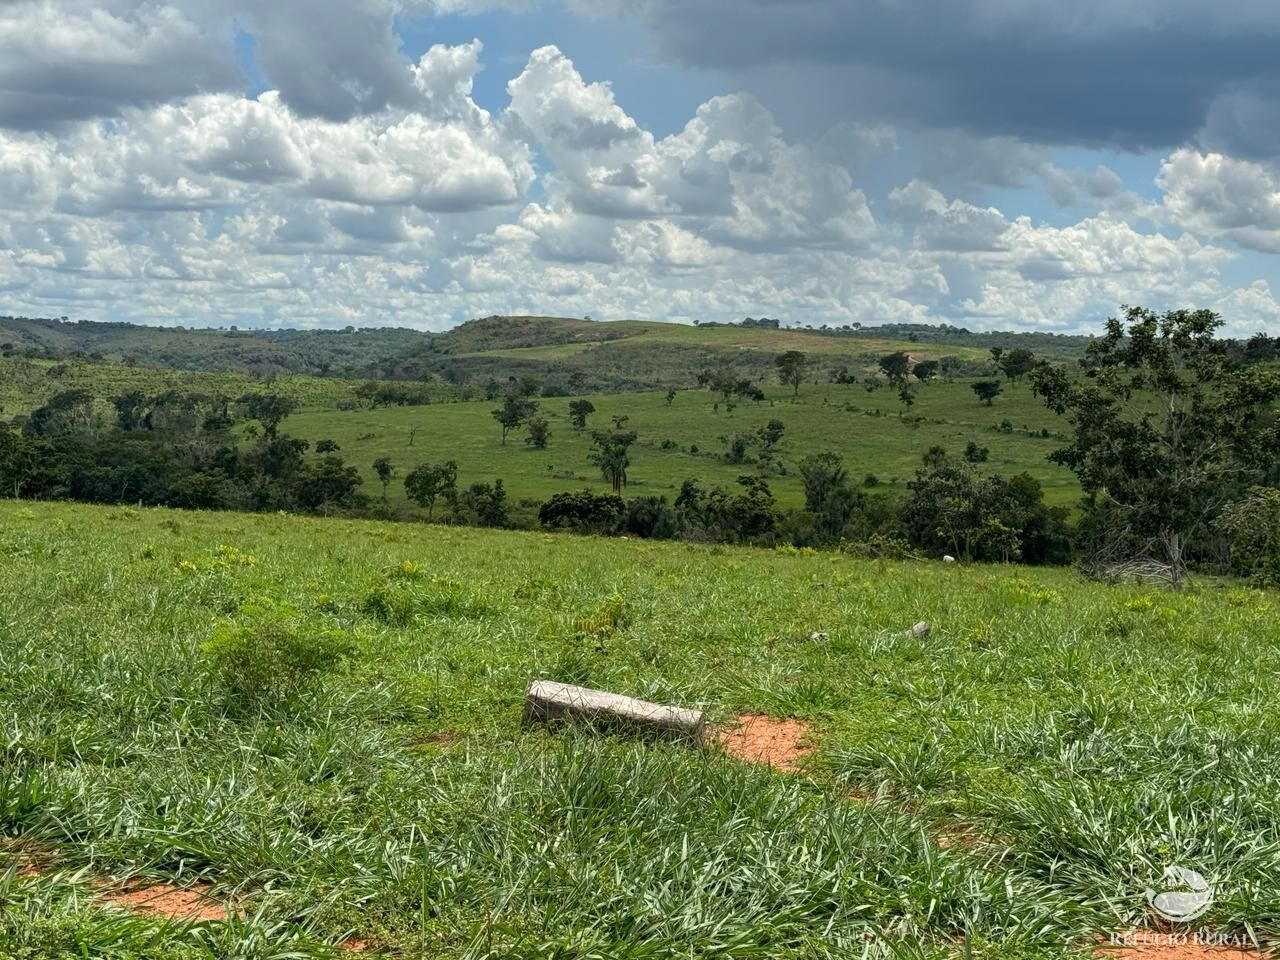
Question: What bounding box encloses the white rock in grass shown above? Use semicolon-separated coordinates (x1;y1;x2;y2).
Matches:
943;555;956;563
523;680;706;742
808;631;829;641
906;621;930;639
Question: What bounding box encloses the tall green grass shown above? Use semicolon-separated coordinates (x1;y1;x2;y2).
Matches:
2;501;1277;957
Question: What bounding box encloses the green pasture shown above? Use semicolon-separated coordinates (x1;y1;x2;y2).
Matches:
286;379;1080;512
2;500;1279;957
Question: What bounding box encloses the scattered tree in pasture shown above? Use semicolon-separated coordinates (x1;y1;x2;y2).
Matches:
912;359;939;383
373;457;395;503
590;428;638;494
972;380;1003;405
525;416;551;449
568;399;595;430
998;348;1036;382
775;350;808;396
493;395;538;445
315;439;340;453
404;460;458;520
878;351;911;385
665;389;677;406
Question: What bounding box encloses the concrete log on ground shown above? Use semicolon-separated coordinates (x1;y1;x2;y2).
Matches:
523;680;706;742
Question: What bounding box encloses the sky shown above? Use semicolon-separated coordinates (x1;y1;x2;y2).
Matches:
2;1;1280;335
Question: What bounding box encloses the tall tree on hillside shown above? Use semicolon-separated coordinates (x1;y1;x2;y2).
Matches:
590;429;638;494
525;416;551;449
493;395;538;445
998;348;1037;382
373;457;395;503
878;351;911;386
1031;306;1280;584
568;399;595;430
404;460;458;520
775;351;808;397
912;359;940;383
237;393;296;439
971;380;1003;405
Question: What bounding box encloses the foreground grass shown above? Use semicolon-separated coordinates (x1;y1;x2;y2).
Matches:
2;501;1278;958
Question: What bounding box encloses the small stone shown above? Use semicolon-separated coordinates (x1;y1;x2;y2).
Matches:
943;555;956;563
808;631;829;641
907;621;930;639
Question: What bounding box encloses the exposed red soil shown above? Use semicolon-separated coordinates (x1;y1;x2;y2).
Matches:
1096;933;1268;958
104;882;231;923
342;938;369;953
717;714;813;772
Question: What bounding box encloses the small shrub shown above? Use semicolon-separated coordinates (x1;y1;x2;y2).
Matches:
203;619;354;710
573;593;630;637
361;583;418;625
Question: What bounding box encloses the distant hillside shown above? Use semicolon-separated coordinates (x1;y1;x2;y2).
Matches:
0;313;1088;394
397;315;1048;391
0;315;429;379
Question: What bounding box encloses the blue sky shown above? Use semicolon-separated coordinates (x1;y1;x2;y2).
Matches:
0;0;1278;334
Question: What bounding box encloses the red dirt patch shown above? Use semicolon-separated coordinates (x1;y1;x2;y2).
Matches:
104;882;230;923
717;714;813;772
1096;933;1268;958
341;938;369;953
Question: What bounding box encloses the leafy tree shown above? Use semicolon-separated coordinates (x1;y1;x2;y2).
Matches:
113;391;150;431
624;495;680;538
665;389;677;406
901;463;1069;563
455;479;508;527
939;356;965;380
590;429;637;494
373;457;395;503
524;416;551;449
964;440;989;463
1030;306;1280;583
537;490;625;533
492;395;538;445
898;385;915;409
878;351;911;385
295;456;365;515
23;389;98;437
775;350;808;396
798;452;861;539
830;365;857;385
237;393;296;438
568;399;595;430
912;359;940;383
971;380;1003;405
404;460;458;520
998;348;1036;382
315;439;340;453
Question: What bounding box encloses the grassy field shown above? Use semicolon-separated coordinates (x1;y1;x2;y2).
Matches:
0;357;370;418
2;501;1278;958
287;379;1080;512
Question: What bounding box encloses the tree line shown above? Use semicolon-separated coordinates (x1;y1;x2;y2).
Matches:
4;307;1279;584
